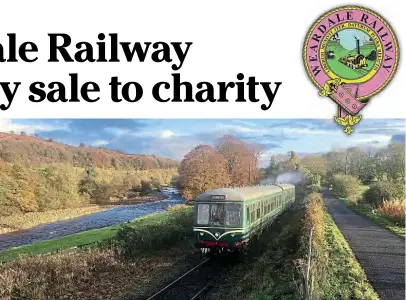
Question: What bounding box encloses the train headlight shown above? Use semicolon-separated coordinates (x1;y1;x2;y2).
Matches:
231;233;235;237
215;232;219;238
200;232;204;236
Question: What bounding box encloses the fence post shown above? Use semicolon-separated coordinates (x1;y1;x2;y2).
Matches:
305;225;315;300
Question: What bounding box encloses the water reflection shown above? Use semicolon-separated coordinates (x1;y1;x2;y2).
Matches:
0;187;184;251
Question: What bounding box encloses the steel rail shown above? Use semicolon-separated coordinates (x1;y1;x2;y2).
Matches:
189;279;214;300
146;258;210;300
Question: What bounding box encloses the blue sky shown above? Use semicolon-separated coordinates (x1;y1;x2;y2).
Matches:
337;29;370;50
1;119;404;165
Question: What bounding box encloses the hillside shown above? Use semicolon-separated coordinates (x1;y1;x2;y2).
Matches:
0;132;178;169
326;41;347;56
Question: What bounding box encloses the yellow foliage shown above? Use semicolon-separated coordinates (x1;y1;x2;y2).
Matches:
377;199;405;223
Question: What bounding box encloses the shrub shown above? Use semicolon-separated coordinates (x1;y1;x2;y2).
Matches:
140;180;153;194
115;209;193;258
307;184;321;194
297;193;327;299
78;176;98;198
92;182;113;204
331;174;361;202
377;199;405;224
364;181;405;207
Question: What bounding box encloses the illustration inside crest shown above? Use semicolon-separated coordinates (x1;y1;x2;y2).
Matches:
326;29;377;80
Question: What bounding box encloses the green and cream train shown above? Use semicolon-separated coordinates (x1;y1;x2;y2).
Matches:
193;184;295;254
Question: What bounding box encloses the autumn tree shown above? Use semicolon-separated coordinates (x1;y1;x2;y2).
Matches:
280;151;300;172
324;151;346;183
300;155;326;185
179;145;230;200
216;135;259;186
375;143;405;182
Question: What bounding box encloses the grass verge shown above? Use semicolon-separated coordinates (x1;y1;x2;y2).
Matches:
0;205;193;262
323;213;378;299
340;197;405;238
0;205;194;300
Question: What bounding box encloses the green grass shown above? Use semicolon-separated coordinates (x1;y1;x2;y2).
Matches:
0;206;193;262
324;213;379;299
340;197;405;238
334;184;405;238
228;203;304;300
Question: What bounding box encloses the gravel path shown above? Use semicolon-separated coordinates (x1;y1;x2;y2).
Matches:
322;188;405;300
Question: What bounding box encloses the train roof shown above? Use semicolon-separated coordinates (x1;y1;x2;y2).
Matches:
195;184;294;202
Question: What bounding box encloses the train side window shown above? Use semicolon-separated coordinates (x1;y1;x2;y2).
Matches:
250;204;256;222
247;207;250;223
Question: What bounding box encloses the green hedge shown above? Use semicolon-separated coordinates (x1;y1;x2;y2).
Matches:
364;181;405;207
331;174;361;201
115;208;193;258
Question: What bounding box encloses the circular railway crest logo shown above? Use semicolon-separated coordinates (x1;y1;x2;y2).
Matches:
303;6;399;134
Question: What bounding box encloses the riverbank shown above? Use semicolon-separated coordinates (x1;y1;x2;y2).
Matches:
0;190;170;235
0;203;190;262
0;206;108;234
0;205;194;300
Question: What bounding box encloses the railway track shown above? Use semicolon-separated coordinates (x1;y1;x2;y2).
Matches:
146;257;219;300
353;67;368;75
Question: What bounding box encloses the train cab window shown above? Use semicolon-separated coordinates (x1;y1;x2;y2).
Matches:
197;204;210;225
210;204;225;226
226;203;241;226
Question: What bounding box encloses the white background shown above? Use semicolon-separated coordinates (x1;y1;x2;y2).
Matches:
0;0;405;118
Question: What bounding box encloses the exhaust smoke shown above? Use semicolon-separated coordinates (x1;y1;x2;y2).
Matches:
261;171;305;185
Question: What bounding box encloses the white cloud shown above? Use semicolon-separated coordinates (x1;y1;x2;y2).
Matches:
216;122;338;137
103;127;132;136
278;127;337;135
160;130;175;138
89;139;109;147
349;135;392;146
0;119;69;134
216;124;256;133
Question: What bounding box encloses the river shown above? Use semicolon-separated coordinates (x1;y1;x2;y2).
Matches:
0;187;184;252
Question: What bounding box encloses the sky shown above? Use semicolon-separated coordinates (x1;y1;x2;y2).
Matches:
0;118;404;166
337;29;370;50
